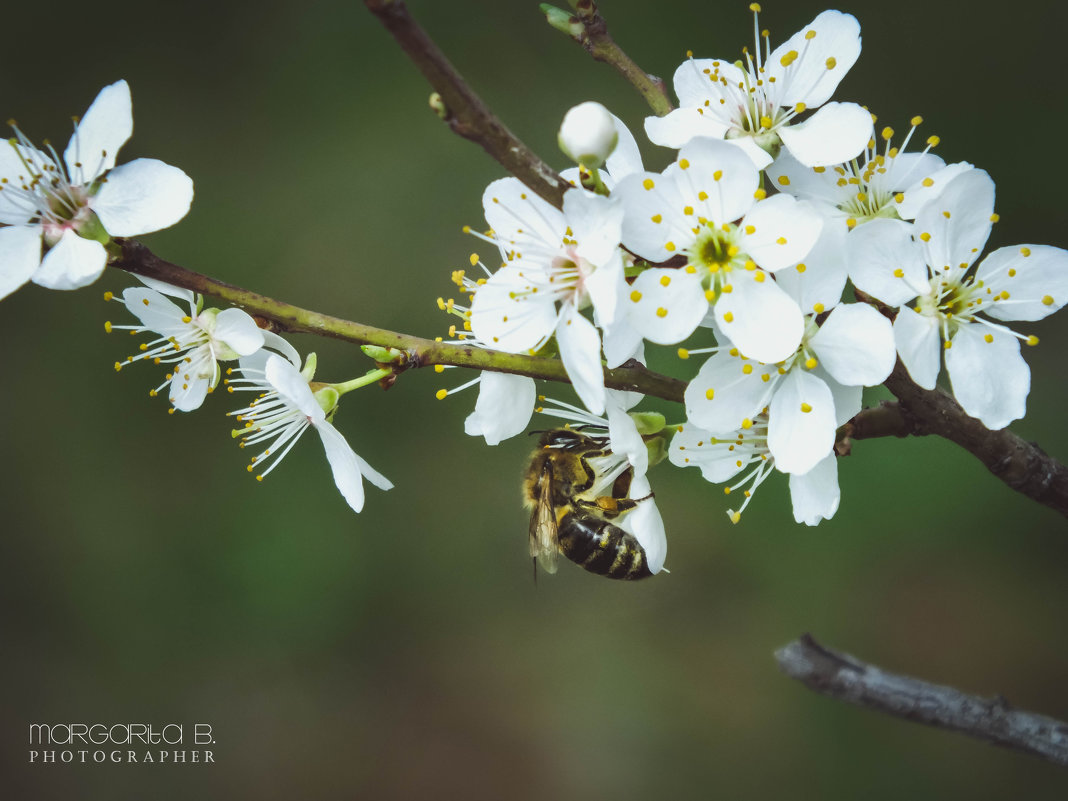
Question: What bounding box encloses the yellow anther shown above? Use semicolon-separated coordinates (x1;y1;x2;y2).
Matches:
990;213;1000;223
741;418;753;429
678;348;690;360
1042;294;1054;306
800;402;813;413
713;169;724;181
742;364;753;375
704;289;716;302
942;210;951;219
776;236;787;245
642;178;655;190
435;389;448;400
656;307;668;318
813;303;825;314
846;217;857;229
796;263;807;273
730;511;741;524
660;275;672;287
894;192;905;204
651;213;663;224
665;241;676;252
679;158;691;169
698;191;709;201
780;50;799;67
921;177;935;187
910;115;923;126
433;364;445;373
749;3;761;11
943;340;952;350
804;357;817;369
754;271;765;283
919;232;931;242
723;311;734;323
753;188;767;200
705;388;715;400
795;102;807;113
825;57;837;69
927;135;940;147
103;291;113;301
683;205;693;216
1020;247;1031;257
777;175;791;186
104;321;113;333
630;290;642;302
893;268;905;278
983;333;994;343
881;126;894;140
744;224;756;235
1027;335;1040;346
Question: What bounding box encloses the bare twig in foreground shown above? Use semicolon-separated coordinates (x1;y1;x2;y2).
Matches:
776;634;1068;767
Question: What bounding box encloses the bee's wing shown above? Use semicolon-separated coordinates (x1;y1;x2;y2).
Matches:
528;462;559;575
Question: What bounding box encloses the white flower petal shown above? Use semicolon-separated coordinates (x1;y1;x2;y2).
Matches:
133;274;196;305
260;330;302;367
644;108;728;149
556;305;606;415
213;307;265;356
0;144;44;224
64;80;133;183
684;350;776;434
265;354;322;421
772;218;849;314
669;422;756;483
93;158;194;237
914;168;993;276
945;323;1029;430
169;365;211;412
482;177;566;260
813;365;863;426
740;194;822;272
676;137;761;224
974;244;1068;322
788;453;840;525
767;369;836;474
767;11;861;107
605;113;644;180
621;473;666;575
778;102;872;167
31;230;107;290
316;421;367;513
564;189;623;267
0;225;43;300
895;160;973;220
624;267;707;345
586;250;625;330
606;399;647;477
810;303;896;386
469;264;558;352
715;272;804;363
464;372;536;446
848;218;927;307
893;308;941;390
765;150;845;207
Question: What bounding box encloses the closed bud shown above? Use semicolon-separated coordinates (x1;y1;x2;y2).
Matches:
558;101;617;169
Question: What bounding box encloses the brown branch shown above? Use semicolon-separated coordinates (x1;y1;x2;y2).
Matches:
877;359;1068;518
776;634;1068;767
545;1;673;116
364;0;567;209
110;239;686;404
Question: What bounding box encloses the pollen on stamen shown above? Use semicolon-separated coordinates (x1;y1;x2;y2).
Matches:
435;389;448;400
678;348;690;359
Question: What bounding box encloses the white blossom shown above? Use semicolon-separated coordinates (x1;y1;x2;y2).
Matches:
616;137;821;363
646;9;871;169
849;168;1068;429
0;80;193;300
226;351;393;513
107;277;267;411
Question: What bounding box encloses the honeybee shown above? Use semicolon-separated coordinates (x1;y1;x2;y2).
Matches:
523;428;653;580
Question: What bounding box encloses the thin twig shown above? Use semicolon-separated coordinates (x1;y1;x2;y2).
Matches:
776;634;1068;767
109;239;686;403
364;0;567;209
545;1;673;116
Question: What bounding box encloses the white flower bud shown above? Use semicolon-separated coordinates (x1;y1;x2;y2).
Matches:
558;101;618;168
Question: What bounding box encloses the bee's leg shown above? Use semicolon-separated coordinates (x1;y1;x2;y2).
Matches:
574;449;611;494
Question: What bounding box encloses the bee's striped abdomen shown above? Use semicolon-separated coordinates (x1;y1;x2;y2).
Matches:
558;512;652;581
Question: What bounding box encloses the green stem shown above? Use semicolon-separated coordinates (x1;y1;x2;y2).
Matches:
111;239;688;405
332;368;393;396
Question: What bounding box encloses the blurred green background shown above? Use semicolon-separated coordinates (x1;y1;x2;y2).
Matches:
2;0;1067;797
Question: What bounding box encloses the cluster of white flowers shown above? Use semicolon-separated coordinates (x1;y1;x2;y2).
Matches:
0;81;393;513
441;5;1068;545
